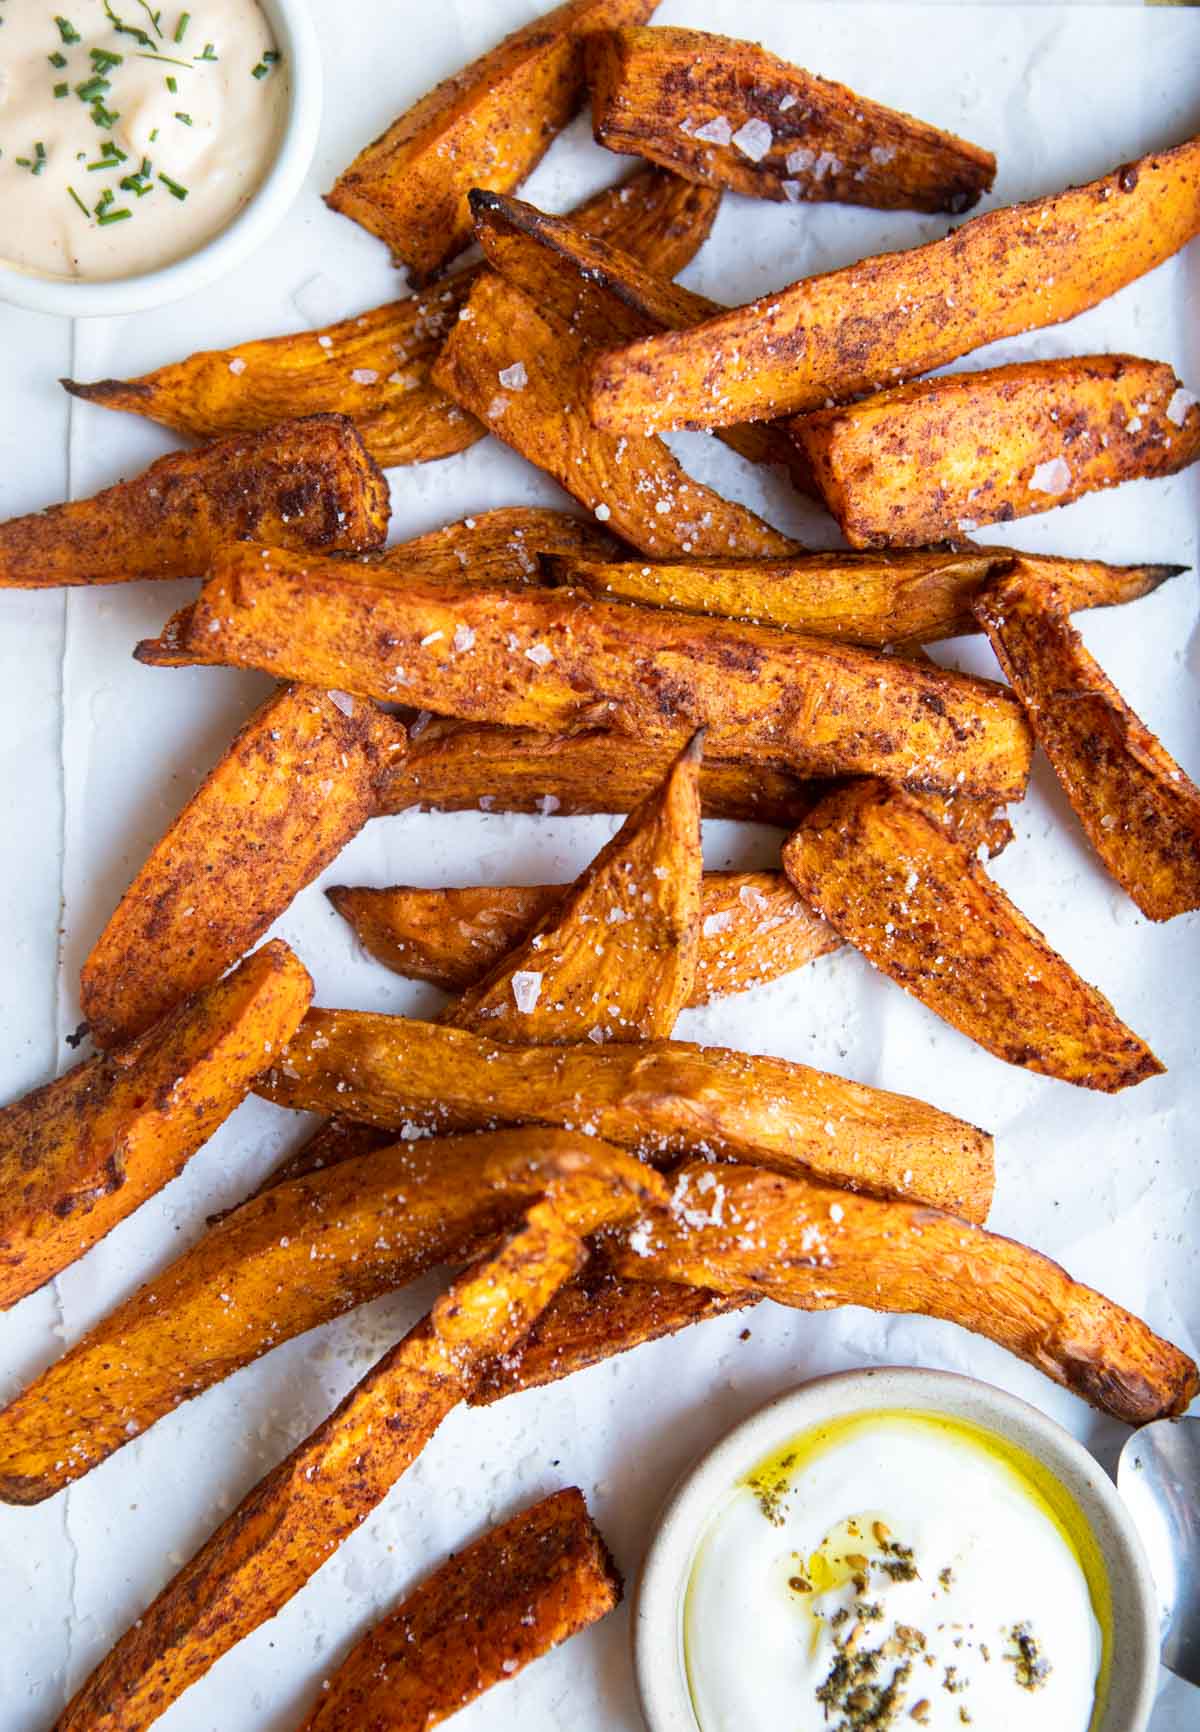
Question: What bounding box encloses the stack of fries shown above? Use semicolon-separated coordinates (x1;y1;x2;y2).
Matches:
1;3;1198;1727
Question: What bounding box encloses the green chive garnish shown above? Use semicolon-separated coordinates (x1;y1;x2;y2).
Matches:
67;184;90;218
196;42;216;61
174;110;192;125
54;81;70;98
159;171;188;199
90;99;120;129
75;75;111;101
55;17;81;44
137;1;163;36
49;51;68;68
33;142;47;175
149;126;158;141
97;206;132;225
174;10;190;43
166;74;177;91
90;48;123;72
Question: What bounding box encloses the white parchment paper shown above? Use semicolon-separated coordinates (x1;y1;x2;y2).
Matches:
0;4;1197;1729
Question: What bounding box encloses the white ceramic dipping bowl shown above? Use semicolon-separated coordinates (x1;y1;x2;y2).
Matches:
0;0;321;319
635;1367;1160;1732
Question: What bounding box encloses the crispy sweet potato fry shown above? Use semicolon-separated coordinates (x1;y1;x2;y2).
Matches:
588;25;994;213
432;273;795;557
63;167;720;466
446;735;702;1041
975;563;1200;920
80;686;405;1048
0;941;311;1311
544;549;1184;646
783;779;1161;1090
259;1010;994;1220
0;1130;647;1503
585;132;1200;433
330;870;840;1005
608;1161;1199;1424
794;355;1200;547
470;190;808;483
326;0;660;280
138;545;1033;801
0;417;388;589
57;1150;661;1732
300;1487;619;1732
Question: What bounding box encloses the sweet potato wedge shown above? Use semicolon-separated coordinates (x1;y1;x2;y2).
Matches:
63;167;720;467
783;779;1161;1091
0;417;388;589
80;685;405;1048
57;1151;661;1732
326;0;660;280
608;1160;1199;1425
0;941;311;1312
544;548;1184;646
588;25;994;214
446;734;702;1041
585;131;1200;433
793;356;1200;547
330;869;840;1006
378;717;821;825
372;507;622;584
259;1010;994;1220
137;545;1033;801
299;1487;620;1732
470;189;807;483
975;563;1200;921
432;272;795;557
0;1129;647;1503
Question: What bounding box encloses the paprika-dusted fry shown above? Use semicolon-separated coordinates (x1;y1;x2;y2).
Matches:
783;779;1161;1091
431;273;795;557
0;1130;644;1503
0;416;389;589
80;686;405;1047
974;563;1200;921
259;1010;994;1220
544;548;1184;646
608;1161;1199;1425
793;355;1200;547
330;870;841;1005
378;717;821;825
326;0;660;280
0;941;311;1312
299;1487;620;1732
470;189;808;482
587;25;994;213
63;166;720;466
57;1150;662;1732
137;545;1033;801
446;733;702;1041
585;132;1200;433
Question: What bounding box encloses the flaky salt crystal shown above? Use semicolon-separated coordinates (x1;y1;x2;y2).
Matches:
1029;456;1072;495
511;971;542;1013
525;641;554;667
351;368;379;385
703;910;734;937
732;118;773;162
327;690;355;716
498;361;528;390
786;146;815;174
1166;387;1198;427
694;116;733;146
227;357;247;376
453;624;475;652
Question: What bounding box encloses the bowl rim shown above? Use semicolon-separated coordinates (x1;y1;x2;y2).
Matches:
634;1366;1160;1732
0;0;322;320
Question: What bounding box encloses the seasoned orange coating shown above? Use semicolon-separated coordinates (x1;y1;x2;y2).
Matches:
0;1130;643;1503
137;545;1033;801
608;1161;1199;1425
447;735;702;1041
331;870;840;1006
0;416;389;588
588;25;994;213
432;272;795;557
259;1010;994;1221
371;507;622;583
62;167;720;466
585;132;1200;433
326;0;660;280
0;942;311;1312
56;1152;661;1732
80;686;405;1048
783;779;1161;1091
300;1488;620;1732
545;549;1184;646
975;563;1200;921
793;355;1200;547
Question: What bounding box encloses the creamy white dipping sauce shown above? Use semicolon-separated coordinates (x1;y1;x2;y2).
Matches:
685;1411;1108;1732
0;1;286;280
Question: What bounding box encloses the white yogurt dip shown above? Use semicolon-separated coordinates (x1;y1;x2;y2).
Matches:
684;1410;1108;1732
0;1;286;280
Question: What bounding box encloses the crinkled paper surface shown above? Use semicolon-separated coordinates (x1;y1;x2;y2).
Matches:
0;3;1197;1728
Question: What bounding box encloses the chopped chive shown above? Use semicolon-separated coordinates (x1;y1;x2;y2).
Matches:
55;17;81;44
174;10;190;43
135;49;191;67
90;48;123;72
159;170;188;198
67;184;91;218
196;42;217;61
14;157;30;168
174;110;192;125
48;51;68;68
166;74;177;91
90;99;120;129
103;3;153;47
54;81;70;98
137;2;163;36
33;142;47;175
149;126;158;141
75;75;111;100
97;206;132;225
120;173;152;196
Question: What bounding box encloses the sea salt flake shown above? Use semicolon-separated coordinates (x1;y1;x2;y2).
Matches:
732;118;773;162
511;971;542;1014
779;93;798;112
1029;456;1072;495
420;630;443;646
781;179;803;203
537;793;560;816
351;368;379;385
739;883;768;910
694;116;733;147
227;357;247;376
327;690;355;717
1166;387;1198;427
498;361;528;390
869;144;897;165
703;910;734;937
594;503;612;522
786;146;815;174
452;624;475;653
525;641;554;667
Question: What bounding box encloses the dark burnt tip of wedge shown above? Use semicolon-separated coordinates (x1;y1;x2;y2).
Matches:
61;377;150;404
468;186;508;219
